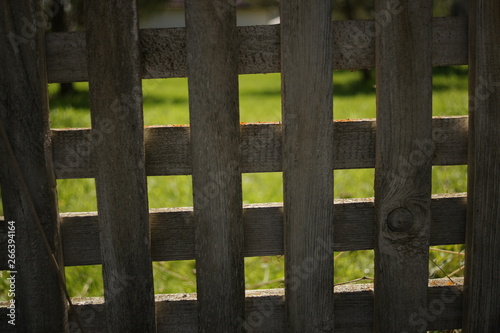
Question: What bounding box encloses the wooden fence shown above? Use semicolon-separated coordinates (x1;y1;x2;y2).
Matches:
0;0;499;332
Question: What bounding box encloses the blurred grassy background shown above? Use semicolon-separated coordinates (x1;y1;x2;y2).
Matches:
0;67;467;299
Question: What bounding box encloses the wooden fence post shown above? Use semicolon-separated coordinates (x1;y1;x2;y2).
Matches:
281;1;335;331
463;0;500;330
185;0;245;331
374;0;433;332
0;0;68;331
85;1;156;331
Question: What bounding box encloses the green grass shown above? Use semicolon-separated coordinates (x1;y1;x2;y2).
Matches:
0;67;468;301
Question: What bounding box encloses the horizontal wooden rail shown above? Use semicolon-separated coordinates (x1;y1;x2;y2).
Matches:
52;116;467;179
0;193;465;268
0;278;464;332
45;17;467;83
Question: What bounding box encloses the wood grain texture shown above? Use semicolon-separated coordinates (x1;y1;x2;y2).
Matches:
280;1;334;331
0;1;67;331
85;1;155;331
50;117;468;179
374;0;433;332
45;17;467;83
463;0;500;331
0;193;466;268
185;1;245;331
0;278;465;332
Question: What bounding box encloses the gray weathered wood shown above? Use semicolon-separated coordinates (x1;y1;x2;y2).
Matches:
85;1;155;331
45;17;467;83
463;0;500;331
281;1;334;331
0;1;68;331
0;193;467;268
374;0;433;331
0;278;465;332
185;1;245;331
50;116;468;179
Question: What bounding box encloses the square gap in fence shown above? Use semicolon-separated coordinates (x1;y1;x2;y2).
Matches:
428;244;465;281
334;250;374;286
153;260;197;294
334;169;374;199
142;78;190;126
56;179;97;213
65;265;104;298
432;165;467;195
432;66;468;117
333;69;376;121
0;269;11;300
48;82;91;129
147;176;193;209
242;173;283;205
239;73;282;124
245;256;284;290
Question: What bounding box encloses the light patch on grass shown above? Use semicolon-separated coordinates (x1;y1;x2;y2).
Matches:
65;265;104;297
56;179;97;213
335;250;374;284
239;74;282;123
49;82;91;128
242;172;283;204
432;165;467;194
245;256;284;290
147;175;193;208
142;78;190;126
334;169;374;199
153;260;197;294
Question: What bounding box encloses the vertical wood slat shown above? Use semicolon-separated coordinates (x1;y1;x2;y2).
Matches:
0;1;68;331
85;1;155;332
464;0;500;330
374;1;433;332
185;0;245;331
280;1;335;331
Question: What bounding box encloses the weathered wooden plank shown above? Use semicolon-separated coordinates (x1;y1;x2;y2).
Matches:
0;1;68;331
85;1;155;331
0;278;465;332
185;1;245;330
280;1;334;330
50;116;468;179
431;116;468;166
432;16;468;67
45;17;467;83
374;1;433;332
463;0;500;331
0;193;467;268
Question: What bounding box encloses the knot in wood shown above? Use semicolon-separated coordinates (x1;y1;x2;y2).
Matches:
387;207;414;232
